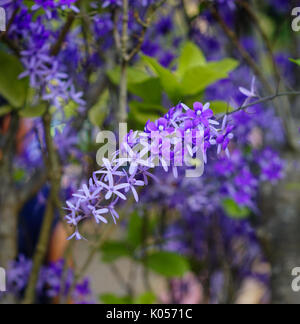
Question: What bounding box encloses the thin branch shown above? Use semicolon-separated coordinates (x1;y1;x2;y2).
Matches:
207;2;297;150
22;111;62;304
236;0;281;86
110;263;134;296
113;9;122;52
227;91;300;116
118;0;130;123
50;13;75;56
18;169;48;209
209;4;273;94
0;6;19;40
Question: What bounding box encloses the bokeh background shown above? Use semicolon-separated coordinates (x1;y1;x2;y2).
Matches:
0;0;300;304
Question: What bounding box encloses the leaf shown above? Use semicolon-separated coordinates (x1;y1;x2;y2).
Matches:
289;58;300;66
177;42;206;79
222;199;251;220
128;101;166;130
100;294;133;305
134;292;156;304
0;51;28;108
181;58;238;96
88;89;109;127
145;251;190;278
107;66;162;103
101;241;131;263
64;100;79;119
107;66;151;85
181;65;228;96
0;105;12;117
210;101;234;115
19;103;47;118
142;55;182;103
127;211;143;249
207;58;239;75
13;169;26;182
128;77;162;104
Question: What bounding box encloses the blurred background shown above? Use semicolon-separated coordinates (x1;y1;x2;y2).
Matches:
0;0;300;304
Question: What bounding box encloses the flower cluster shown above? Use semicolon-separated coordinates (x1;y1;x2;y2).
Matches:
3;1;85;115
65;102;234;240
1;256;94;304
32;0;79;17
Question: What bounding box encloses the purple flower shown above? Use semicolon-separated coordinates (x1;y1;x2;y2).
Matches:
124;173;145;202
98;174;130;201
145;118;174;133
257;148;284;183
216;115;234;156
66;101;233;240
156;16;173;35
186;102;214;127
102;0;122;8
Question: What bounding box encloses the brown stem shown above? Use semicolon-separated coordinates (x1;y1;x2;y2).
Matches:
0;113;19;269
22;111;62;304
208;3;297;150
117;0;129;124
50;13;75;56
237;0;281;85
227;91;300;117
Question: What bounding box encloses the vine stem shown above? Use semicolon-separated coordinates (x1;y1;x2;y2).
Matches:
22;111;62;304
208;3;297;150
118;0;129;124
226;91;300;116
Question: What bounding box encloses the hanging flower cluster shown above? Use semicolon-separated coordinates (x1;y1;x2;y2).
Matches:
65;102;234;240
2;1;85;114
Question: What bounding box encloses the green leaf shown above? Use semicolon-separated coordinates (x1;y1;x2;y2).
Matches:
207;58;239;75
0;105;12;117
222;199;251;220
107;66;151;85
0;51;28;108
210;101;234;115
145;251;190;278
177;42;206;79
134;292;156;304
88;89;109;127
64;100;79;119
13;169;26;182
101;241;131;263
128;77;162;104
181;65;228;96
142;55;182;103
100;294;133;305
107;66;162;104
289;58;300;66
19;103;47;118
128;101;166;130
127;211;143;249
181;58;238;96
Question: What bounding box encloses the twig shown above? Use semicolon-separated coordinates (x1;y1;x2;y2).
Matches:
64;223;118;302
50;13;75;56
236;0;281;86
0;113;19;269
22;111;62;304
113;9;122;52
118;0;130;124
209;4;272;93
127;0;167;61
0;6;19;40
226;91;300;116
18;169;48;209
208;3;297;150
110;263;134;296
